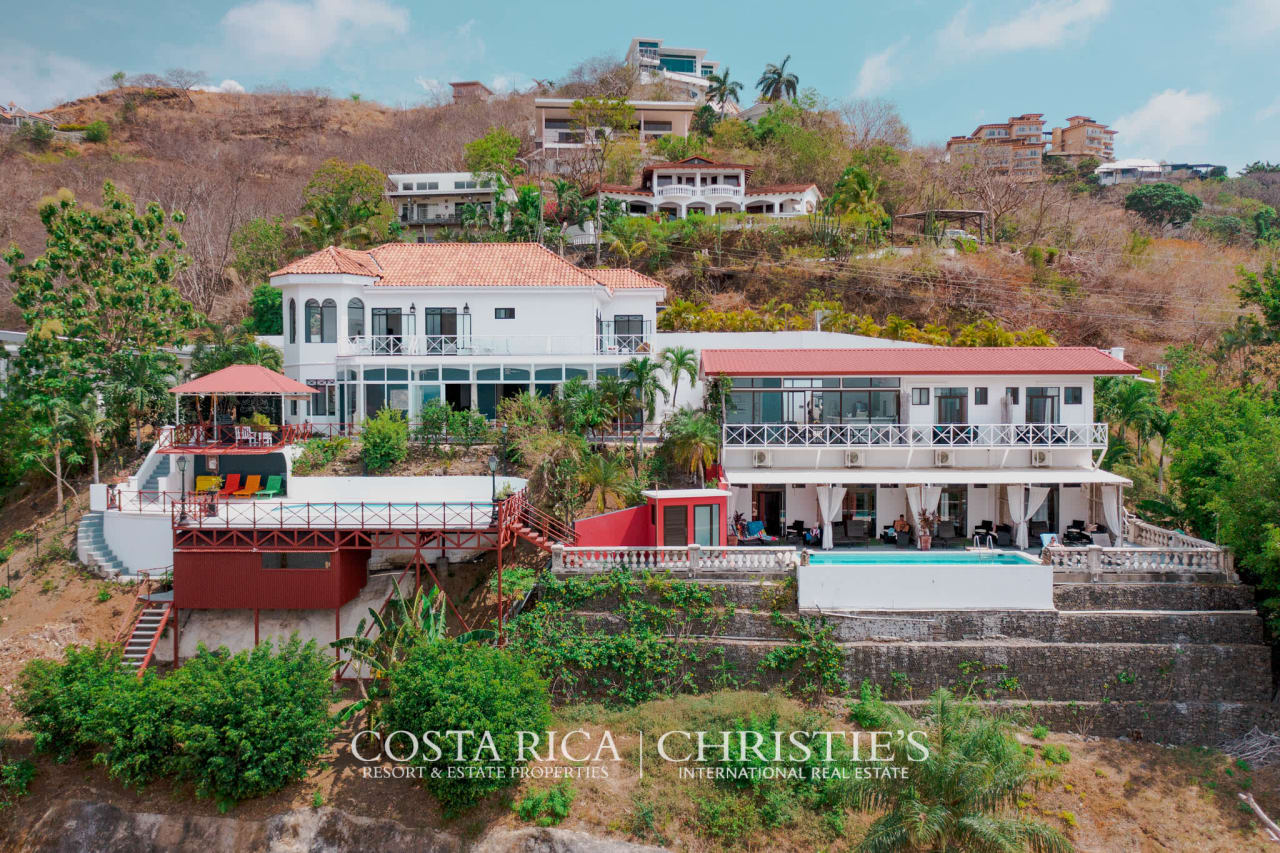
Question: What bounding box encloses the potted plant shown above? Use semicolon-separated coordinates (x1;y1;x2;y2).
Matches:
728;511;746;546
916;510;938;550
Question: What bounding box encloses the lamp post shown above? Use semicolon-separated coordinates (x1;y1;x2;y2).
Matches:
488;453;499;501
176;455;188;496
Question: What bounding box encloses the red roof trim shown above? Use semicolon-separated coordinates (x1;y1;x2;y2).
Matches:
699;347;1140;377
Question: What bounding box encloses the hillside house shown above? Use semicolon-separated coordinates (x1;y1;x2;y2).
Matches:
593;156;822;219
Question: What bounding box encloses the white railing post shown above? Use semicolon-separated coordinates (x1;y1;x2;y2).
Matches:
688;543;701;577
1086;545;1103;582
551;544;564;571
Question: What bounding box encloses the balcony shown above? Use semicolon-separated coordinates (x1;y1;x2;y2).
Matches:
337;332;653;358
399;213;463;226
654;185;743;199
722;422;1110;449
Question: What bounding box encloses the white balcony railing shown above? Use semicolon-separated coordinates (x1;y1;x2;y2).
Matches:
337;333;652;357
654;185;744;200
656;185;696;198
551;544;800;575
722;422;1110;449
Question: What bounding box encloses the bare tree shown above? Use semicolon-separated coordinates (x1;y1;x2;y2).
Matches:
555;56;639;99
839;98;912;149
943;162;1036;243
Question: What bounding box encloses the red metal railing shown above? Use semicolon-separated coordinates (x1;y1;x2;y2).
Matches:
171;497;499;531
112;567;171;644
503;488;577;545
133;603;173;678
107;489;185;512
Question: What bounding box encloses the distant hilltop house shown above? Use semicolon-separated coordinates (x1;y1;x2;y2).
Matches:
593;156;821;220
529;97;698;173
946;113;1118;180
625;38;722;103
1094;159;1227;186
1;101;56;130
386;171;516;241
448;81;492;104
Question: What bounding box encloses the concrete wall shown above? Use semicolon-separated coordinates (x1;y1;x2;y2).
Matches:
575;506;651;547
797;561;1053;610
102;510;176;573
286;475;524;503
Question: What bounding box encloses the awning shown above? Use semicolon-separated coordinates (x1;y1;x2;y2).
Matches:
724;467;1131;486
169;364;317;398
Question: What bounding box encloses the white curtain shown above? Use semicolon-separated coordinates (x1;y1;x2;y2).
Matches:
906;486;922;534
1007;485;1051;549
1102;484;1123;547
815;485;846;550
924;485;943;521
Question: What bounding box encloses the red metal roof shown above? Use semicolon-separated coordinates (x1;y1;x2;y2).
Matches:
699;347;1140;377
270;243;606;288
169;364;319;396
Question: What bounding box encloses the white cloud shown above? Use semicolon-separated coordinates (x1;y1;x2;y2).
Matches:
220;0;410;65
488;72;532;94
1113;89;1222;158
1256;95;1280;121
939;0;1111;55
194;79;246;94
1221;0;1280;45
415;77;448;97
853;39;907;97
0;39;104;110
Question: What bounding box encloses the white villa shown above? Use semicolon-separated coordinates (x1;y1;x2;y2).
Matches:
624;38;729;107
387;172;516;240
595;156;822;219
702;346;1138;549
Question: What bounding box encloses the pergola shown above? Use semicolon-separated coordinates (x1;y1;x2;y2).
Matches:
165;364;317;454
893;209;989;243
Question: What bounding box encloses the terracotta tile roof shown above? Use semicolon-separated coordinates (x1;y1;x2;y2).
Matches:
745;183;819;195
591;269;667;293
700;347;1139;377
271;242;608;288
271;246;381;277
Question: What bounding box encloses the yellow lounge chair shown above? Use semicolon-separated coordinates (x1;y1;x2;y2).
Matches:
232;474;261;498
194;475;220;493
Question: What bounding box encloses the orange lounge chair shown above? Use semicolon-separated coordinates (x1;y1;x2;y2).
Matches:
216;474;242;498
232;475;261;498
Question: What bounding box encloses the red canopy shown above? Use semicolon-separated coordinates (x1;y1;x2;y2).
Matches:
169;364;317;397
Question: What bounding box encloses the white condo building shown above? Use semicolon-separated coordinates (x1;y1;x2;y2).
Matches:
595;156;822;219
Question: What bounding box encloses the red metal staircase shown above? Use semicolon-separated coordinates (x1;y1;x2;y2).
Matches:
501;490;576;551
121;601;173;676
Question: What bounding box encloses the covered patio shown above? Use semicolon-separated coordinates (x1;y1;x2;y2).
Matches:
163;364;319;454
724;467;1132;552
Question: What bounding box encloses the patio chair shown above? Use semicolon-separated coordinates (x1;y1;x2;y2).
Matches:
788;520;807;542
216;474;242;498
935;521;957;545
194;475;220;493
740;520;779;545
256;475;284;499
895;528;911;548
231;475;262;498
995;524;1013;547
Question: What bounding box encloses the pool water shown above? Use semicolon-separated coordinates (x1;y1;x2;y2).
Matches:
808;551;1037;565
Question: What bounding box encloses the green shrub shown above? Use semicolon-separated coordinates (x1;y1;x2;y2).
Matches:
0;759;36;808
57;123;87;131
379;641;551;813
1041;744;1071;765
162;639;335;809
1031;724;1049;740
515;779;575;826
293;435;350;475
0;587;12;601
415;398;451;443
14;644;136;761
15;122;54;149
360;407;408;473
83;120;110;143
446;407;492;445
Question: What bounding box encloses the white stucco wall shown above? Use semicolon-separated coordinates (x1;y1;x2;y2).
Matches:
798;559;1053;610
286;475;524;503
103;510;175;574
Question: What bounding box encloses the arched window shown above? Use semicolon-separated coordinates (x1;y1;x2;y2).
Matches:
321;299;337;343
347;298;365;338
305;299;321;342
288;299;297;343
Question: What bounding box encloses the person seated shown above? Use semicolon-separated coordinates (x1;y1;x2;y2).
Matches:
893;515;912;534
803;525;822;546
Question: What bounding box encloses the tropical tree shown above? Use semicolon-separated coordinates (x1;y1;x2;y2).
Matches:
660;346;699;409
705;67;743;107
825;165;888;233
569;97;636;264
578;451;630;512
463;126;523;186
664;410;720;484
1123;183;1202;228
294;159;399;250
756;55;799;103
190;321;284;376
606;233;648;267
103;350;181;452
623;355;668;422
1096;377;1157;459
20;394;83;507
78;397;116;485
849;687;1070;853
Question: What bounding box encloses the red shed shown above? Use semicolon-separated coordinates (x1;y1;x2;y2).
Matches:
574;489;729;547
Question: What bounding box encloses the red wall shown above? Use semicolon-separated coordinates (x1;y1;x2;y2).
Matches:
652;495;728;547
174;547;369;610
574;506;652;547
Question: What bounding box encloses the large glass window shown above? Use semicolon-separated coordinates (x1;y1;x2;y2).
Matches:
693;503;720;546
305;299;321;342
288;299;296;343
347;298;365;337
321;299;336;343
935;387;968;424
371;308;403;354
1027;387;1060;424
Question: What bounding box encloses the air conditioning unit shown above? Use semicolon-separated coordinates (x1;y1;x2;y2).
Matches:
933;450;955;468
844;450;864;468
752;449;773;468
1031;449;1052;468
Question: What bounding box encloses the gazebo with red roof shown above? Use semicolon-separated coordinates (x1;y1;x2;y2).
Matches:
163;364;319;454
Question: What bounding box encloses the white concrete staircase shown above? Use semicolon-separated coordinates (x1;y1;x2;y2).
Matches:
77;511;126;578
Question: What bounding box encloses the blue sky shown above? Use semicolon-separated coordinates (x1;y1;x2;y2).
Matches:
3;0;1277;170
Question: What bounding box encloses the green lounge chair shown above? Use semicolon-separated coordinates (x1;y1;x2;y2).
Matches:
256;475;284;499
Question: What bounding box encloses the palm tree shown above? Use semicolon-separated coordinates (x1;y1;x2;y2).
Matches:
623;355;669;423
666;410;720;485
579;451;630;512
850;688;1071;853
1097;377;1156;458
595;374;631;429
190;321;283;377
606;234;648;268
660;346;699;409
78;396;116;485
756;55;799;103
1147;407;1174;491
705;67;743;107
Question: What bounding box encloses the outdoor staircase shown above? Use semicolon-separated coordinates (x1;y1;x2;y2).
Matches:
504;493;577;551
140;454;170;493
77;511;126;578
121;599;172;675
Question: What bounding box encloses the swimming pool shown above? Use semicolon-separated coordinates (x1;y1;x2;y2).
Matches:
807;550;1038;566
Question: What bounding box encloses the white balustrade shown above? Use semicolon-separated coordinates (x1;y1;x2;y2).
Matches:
1042;540;1232;576
723;422;1110;449
337;333;652;357
550;544;799;575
